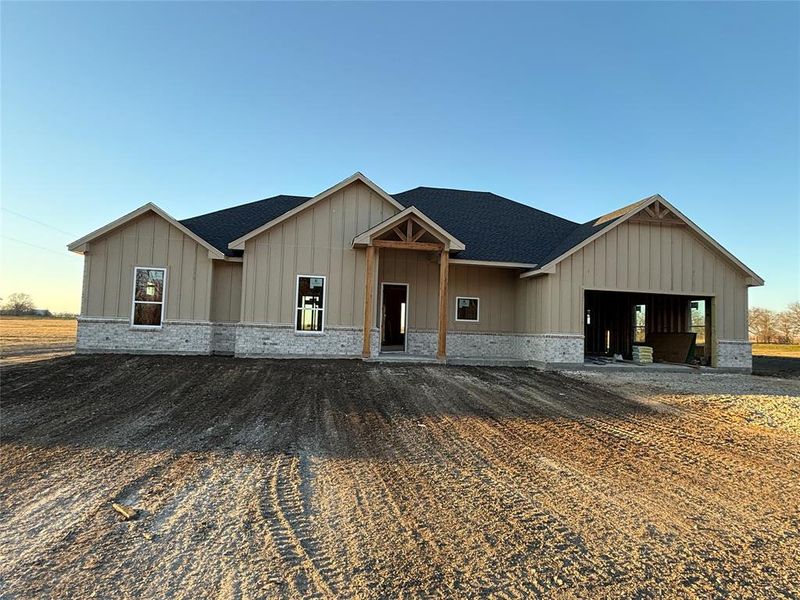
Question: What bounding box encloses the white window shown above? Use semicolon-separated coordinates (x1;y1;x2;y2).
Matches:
455;297;479;322
296;275;325;332
131;267;166;327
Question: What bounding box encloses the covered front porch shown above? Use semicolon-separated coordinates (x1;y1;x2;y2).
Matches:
353;206;465;361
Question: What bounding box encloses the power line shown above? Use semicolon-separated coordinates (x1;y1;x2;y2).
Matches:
1;207;78;237
0;235;79;258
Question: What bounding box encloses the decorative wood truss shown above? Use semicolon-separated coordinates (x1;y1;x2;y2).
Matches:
352;205;465;252
372;217;446;252
628;198;685;226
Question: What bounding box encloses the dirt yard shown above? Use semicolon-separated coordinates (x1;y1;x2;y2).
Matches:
1;356;798;599
0;317;76;365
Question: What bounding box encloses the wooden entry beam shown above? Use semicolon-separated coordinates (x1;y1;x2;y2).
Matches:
372;239;444;252
362;245;376;358
437;249;449;360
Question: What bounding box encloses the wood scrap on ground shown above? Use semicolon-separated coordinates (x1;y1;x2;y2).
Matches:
111;502;137;521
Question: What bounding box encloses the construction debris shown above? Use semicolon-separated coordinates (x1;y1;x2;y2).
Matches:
632;346;654;365
111;502;137;521
647;332;696;363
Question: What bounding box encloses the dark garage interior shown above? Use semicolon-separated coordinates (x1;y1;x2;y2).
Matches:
584;290;712;365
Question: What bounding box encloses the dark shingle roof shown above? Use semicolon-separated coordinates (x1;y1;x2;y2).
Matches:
534;216;623;267
392;187;580;264
533;195;655;266
181;195;310;256
179;186;641;266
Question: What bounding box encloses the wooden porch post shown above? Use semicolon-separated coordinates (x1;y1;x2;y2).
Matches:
437;249;449;360
362;245;376;358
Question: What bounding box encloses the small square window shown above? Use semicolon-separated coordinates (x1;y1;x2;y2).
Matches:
456;297;479;322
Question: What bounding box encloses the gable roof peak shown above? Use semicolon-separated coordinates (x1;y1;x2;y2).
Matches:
522;193;763;285
68;202;225;258
352;204;466;251
226;171;404;250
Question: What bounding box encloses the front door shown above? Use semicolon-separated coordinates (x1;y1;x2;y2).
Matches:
381;283;408;352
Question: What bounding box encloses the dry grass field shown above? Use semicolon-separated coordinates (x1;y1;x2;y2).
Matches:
0;317;76;364
1;356;798;598
753;343;800;358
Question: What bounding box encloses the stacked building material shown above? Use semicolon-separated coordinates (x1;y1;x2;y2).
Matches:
632;345;653;364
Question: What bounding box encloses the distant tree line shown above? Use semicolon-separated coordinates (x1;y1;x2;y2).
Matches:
749;303;800;344
0;292;76;318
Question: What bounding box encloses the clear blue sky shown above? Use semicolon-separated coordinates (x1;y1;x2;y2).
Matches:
1;1;797;312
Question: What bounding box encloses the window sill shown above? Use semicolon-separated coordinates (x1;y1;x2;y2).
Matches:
294;330;325;336
130;325;164;331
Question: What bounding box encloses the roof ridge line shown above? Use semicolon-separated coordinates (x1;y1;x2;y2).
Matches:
394;186;583;228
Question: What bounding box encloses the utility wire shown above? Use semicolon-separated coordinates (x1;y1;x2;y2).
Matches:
1;207;78;237
0;235;79;258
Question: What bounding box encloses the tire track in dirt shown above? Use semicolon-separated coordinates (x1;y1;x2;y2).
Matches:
417;369;635;593
485;368;800;508
422;368;796;592
2;357;799;598
360;368;579;595
260;453;337;599
499;372;797;527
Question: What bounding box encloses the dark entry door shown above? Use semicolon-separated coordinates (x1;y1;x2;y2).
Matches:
381;284;407;352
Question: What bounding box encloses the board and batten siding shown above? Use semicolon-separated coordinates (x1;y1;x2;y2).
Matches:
210;261;242;322
516;220;749;340
240;181;398;327
378;249;518;333
81;211;213;321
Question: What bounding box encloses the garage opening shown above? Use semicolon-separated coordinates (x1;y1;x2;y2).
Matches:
584;291;712;365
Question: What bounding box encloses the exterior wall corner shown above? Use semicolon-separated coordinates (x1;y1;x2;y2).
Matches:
715;339;752;371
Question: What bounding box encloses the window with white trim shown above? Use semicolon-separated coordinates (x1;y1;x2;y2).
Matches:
132;267;166;327
296;275;325;332
456;297;479;322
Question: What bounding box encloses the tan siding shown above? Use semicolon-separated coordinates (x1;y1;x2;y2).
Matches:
81;211;213;321
103;234;122;316
617;224;628;290
179;238;197;317
241;180;399;326
514;274;549;334
532;221;750;340
210;261;242;322
377;251;517;333
378;250;438;330
87;238;107;316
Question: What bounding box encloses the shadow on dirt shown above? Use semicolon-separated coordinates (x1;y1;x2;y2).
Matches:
0;355;665;458
753;356;800;379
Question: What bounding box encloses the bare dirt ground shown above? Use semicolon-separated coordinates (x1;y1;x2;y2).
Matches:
1;356;799;599
753;356;800;380
0;318;76;366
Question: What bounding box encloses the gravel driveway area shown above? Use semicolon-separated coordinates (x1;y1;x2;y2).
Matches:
1;356;798;598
